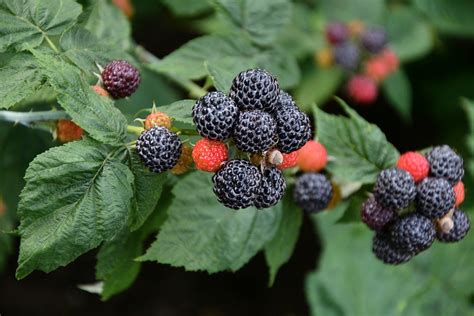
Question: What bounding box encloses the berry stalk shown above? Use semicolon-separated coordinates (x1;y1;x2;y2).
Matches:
0;110;69;126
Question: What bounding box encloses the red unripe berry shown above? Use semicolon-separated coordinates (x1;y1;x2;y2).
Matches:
453;181;465;207
277;151;299;170
57;120;83;143
112;0;134;18
192;138;228;172
297;140;328;172
396;151;429;183
364;57;390;82
347;75;378;105
381;49;399;73
144;112;172;130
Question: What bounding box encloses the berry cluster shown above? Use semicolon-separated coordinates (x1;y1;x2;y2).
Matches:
191;69;311;209
316;21;399;105
293;141;334;213
361;145;470;265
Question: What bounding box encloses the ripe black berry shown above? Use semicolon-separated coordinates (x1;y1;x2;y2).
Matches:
136;126;182;173
255;167;286;209
361;27;387;54
361;196;395;231
416;177;455;219
212;160;261;209
437;209;470;243
334;42;360;70
101;60;140;99
426;145;464;184
390;213;436;254
293;173;333;213
274;106;312;153
372;230;413;265
229;69;280;112
373;168;416;210
192;91;239;141
326;22;349;45
272;90;297;113
234;110;277;154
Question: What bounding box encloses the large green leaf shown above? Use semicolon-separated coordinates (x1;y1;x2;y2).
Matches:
256;48;301;89
0;0;82;52
414;0;474;37
382;69;412;121
16;140;134;279
305;209;474;315
60;26;126;74
264;191;302;286
80;0;130;49
157;100;195;126
386;6;433;62
0;53;43;109
318;0;386;24
162;0;211;16
213;0;292;46
31;49;128;146
153;35;257;80
314;99;399;184
138;172;282;273
205;57;257;93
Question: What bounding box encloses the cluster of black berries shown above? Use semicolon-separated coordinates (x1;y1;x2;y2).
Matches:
192;69;312;209
361;145;470;265
317;21;399;105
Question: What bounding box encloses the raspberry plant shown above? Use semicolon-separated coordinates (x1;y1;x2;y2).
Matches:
0;0;473;314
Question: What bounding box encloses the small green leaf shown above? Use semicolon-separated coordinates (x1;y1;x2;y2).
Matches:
294;67;343;110
127;151;168;231
314;99;399;184
80;0;130;49
0;0;82;52
16;140;134;279
264;191;302;286
386;6;434;62
31;49;128;145
213;0;292;46
158;100;195;126
0;53;43;109
382;69;412;121
137;172;282;273
306;209;474;315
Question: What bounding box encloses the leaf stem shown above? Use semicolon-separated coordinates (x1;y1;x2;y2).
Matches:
45;35;60;54
134;46;207;98
127;125;144;135
0;110;68;126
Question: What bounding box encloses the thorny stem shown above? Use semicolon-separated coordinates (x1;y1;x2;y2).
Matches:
134;46;207;99
0;110;68;126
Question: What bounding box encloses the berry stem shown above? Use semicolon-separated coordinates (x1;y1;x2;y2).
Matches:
134;46;207;98
171;127;199;136
0;110;68;126
127;125;144;135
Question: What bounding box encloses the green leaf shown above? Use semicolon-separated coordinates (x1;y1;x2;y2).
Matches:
314;99;399;184
213;0;292;46
256;48;300;89
127;151;167;231
80;0;130;49
414;0;474;37
162;0;211;16
16;140;134;279
158;100;195;126
0;0;82;52
382;69;412;121
264;191;302;286
386;6;433;62
305;210;474;315
205;57;257;93
318;0;386;24
463;98;474;155
0;53;43;109
154;35;257;80
60;26;126;74
31;49;128;145
138;172;282;273
294;67;343;110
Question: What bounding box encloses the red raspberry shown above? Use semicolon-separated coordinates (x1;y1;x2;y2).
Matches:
396;151;429;183
453;181;465;207
171;144;193;175
192;138;228;172
347;75;378;105
144;112;172;130
381;49;399;73
92;85;110;97
57;120;83;143
277;151;298;170
297;140;328;172
364;57;390;82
